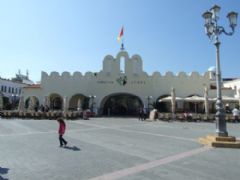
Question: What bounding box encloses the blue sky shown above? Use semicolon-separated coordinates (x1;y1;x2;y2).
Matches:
0;0;239;83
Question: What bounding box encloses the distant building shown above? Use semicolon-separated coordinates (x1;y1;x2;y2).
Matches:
223;79;240;98
11;70;34;85
21;50;239;115
0;71;33;110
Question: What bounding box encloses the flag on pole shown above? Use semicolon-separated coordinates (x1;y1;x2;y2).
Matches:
117;27;124;42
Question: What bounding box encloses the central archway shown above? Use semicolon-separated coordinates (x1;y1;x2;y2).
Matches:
101;93;143;116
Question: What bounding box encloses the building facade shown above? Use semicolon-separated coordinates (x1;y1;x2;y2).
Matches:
223;79;240;98
21;50;237;115
0;71;33;110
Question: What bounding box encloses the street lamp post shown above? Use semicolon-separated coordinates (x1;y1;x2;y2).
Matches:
89;95;96;112
202;5;238;137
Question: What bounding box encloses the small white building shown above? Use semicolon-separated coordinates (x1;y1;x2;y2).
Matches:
223;79;240;98
21;50;238;115
0;72;33;110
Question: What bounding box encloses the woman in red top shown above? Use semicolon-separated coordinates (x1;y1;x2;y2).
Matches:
57;118;67;147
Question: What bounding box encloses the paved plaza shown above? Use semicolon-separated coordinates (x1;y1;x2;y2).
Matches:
0;117;240;180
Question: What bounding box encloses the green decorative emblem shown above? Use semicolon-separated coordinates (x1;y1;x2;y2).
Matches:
116;76;127;86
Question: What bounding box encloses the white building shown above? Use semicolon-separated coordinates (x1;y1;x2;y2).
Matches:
223;79;240;98
0;72;33;110
21;50;238;115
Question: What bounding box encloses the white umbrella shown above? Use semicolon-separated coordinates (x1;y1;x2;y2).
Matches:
63;96;69;113
171;87;176;114
222;96;239;102
28;97;35;111
184;95;205;102
204;87;209;116
184;95;204;113
44;96;50;107
18;96;25;111
77;98;82;111
159;96;183;102
211;96;239;102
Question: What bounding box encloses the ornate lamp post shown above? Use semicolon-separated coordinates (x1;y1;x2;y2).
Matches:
202;5;238;136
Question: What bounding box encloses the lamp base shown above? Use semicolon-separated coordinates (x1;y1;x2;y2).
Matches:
199;135;240;148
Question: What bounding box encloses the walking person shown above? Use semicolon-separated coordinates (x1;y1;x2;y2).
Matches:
232;106;240;123
57;117;68;147
138;107;143;121
143;107;147;120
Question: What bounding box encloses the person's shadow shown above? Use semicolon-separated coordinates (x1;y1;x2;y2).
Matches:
0;167;9;180
63;146;81;151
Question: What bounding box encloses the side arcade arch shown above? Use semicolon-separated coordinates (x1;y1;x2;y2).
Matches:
100;93;143;116
69;94;89;110
49;93;63;110
25;96;40;110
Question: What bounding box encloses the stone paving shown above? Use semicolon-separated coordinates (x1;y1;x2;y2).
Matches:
0;117;240;180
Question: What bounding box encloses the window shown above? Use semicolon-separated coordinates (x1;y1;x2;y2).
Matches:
210;84;216;89
8;87;11;93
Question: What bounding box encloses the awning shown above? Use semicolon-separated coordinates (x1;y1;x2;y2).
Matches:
159;95;239;103
159;96;183;102
211;96;239;102
184;95;205;102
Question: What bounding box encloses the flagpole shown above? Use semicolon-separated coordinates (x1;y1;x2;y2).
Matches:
121;26;124;50
121;42;124;50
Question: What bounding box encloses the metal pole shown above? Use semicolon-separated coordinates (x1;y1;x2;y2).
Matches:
215;40;228;136
202;5;238;137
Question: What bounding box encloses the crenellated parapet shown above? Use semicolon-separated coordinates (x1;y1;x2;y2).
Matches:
41;71;97;81
151;71;210;80
41;51;212;84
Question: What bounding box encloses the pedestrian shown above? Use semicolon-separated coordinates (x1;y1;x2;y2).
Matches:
138;107;143;121
40;104;45;112
143;107;147;120
45;105;49;112
225;104;231;113
232;107;240;123
57;117;68;147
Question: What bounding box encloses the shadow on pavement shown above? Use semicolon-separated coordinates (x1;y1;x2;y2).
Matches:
0;167;9;180
63;146;81;151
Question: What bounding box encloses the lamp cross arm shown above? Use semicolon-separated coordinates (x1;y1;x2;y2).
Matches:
218;26;235;36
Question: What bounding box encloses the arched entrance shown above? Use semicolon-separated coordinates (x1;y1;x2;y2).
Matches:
2;96;10;110
25;96;40;110
101;93;143;116
49;93;63;110
69;94;88;110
